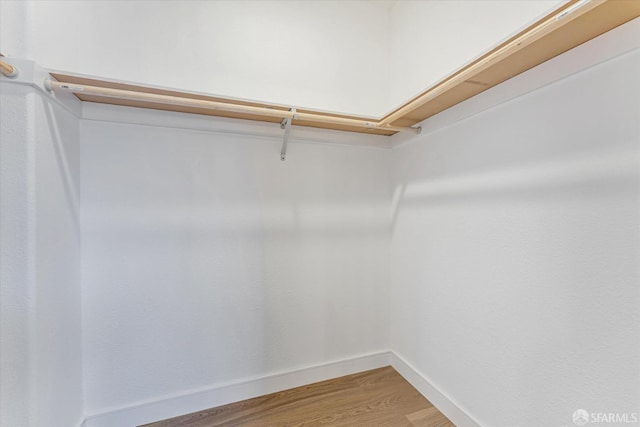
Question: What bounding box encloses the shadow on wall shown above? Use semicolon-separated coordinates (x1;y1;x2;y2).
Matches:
43;96;81;241
390;139;639;228
79;123;392;414
387;48;640;426
390;47;640;227
82;200;390;238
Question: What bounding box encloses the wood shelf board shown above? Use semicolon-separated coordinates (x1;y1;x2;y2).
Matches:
388;0;640;127
49;0;638;137
49;73;291;111
49;73;394;135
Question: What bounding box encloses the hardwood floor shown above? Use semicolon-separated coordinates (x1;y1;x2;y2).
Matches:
142;366;454;427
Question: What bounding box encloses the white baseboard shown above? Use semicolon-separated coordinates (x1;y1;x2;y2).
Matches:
83;350;481;427
83;351;392;427
390;352;481;427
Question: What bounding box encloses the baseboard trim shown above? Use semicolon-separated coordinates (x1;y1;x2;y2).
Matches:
83;351;392;427
83;350;481;427
390;352;482;427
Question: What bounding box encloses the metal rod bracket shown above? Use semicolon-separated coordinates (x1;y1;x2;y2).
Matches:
280;108;296;161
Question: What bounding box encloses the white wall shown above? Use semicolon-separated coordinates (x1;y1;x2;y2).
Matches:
0;0;390;116
388;0;564;109
1;0;571;117
0;82;83;425
79;114;391;417
0;81;32;427
390;39;640;427
3;4;638;426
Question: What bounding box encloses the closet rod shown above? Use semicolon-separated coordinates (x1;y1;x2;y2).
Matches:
0;60;18;78
45;80;421;134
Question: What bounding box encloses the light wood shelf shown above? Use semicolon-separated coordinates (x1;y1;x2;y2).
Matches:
381;0;640;128
49;0;639;135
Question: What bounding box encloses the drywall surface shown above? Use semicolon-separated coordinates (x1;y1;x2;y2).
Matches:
0;83;83;426
0;0;573;117
390;45;640;426
0;0;29;58
0;82;32;427
80;118;391;416
388;0;564;109
0;0;390;117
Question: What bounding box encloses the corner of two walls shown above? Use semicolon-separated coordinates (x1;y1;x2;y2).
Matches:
388;20;640;427
3;13;638;426
0;83;83;425
1;78;393;426
2;74;393;426
78;114;393;420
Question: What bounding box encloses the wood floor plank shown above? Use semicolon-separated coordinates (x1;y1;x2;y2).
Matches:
142;366;454;427
406;407;455;427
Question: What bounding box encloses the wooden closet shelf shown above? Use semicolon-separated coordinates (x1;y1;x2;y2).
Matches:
48;0;639;136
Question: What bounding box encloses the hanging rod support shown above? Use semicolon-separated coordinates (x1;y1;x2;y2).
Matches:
280;108;296;161
0;60;18;78
45;80;421;134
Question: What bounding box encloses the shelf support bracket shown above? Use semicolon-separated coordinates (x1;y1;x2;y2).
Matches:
280;108;296;161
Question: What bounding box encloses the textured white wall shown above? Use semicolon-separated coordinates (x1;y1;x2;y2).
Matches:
80;118;391;415
0;0;390;116
390;44;640;426
388;0;564;109
0;83;83;426
0;83;32;427
3;4;638;426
